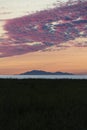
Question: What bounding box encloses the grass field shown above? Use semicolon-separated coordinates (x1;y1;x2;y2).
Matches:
0;79;87;130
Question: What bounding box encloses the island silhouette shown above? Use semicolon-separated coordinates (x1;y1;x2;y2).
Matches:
20;70;74;75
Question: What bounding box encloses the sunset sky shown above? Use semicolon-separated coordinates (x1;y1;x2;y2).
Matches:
0;0;87;75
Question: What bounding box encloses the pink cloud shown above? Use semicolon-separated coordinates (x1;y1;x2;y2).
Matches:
0;0;87;57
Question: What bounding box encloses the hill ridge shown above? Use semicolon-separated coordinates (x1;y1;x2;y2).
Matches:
20;70;74;75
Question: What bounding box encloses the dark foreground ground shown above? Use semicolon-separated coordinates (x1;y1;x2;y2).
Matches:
0;79;87;130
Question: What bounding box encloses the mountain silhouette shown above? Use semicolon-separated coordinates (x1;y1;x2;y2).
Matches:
20;70;74;75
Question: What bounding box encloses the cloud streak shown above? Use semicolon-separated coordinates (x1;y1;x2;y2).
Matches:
0;0;87;57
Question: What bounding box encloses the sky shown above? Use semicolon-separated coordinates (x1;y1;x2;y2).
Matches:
0;0;87;75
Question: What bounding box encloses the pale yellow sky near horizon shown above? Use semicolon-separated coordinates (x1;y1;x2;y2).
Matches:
0;0;87;75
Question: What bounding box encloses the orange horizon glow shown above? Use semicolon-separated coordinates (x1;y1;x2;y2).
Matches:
0;47;87;75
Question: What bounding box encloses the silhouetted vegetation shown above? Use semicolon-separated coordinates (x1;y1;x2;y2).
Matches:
0;79;87;130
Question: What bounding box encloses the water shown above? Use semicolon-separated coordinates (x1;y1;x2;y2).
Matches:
0;75;87;79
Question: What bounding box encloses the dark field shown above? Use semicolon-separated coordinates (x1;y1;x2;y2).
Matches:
0;79;87;130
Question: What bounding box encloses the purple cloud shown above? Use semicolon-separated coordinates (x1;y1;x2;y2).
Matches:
0;0;87;57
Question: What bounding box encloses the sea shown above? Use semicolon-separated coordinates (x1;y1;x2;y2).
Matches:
0;75;87;79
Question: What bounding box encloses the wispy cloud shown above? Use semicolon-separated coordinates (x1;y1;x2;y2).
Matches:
0;0;87;57
0;11;11;15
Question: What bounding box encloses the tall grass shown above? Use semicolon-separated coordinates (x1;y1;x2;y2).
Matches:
0;79;87;130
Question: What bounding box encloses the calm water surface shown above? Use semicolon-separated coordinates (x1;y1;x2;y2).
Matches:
0;75;87;79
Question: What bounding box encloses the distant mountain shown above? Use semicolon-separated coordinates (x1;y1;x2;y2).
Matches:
20;70;74;75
